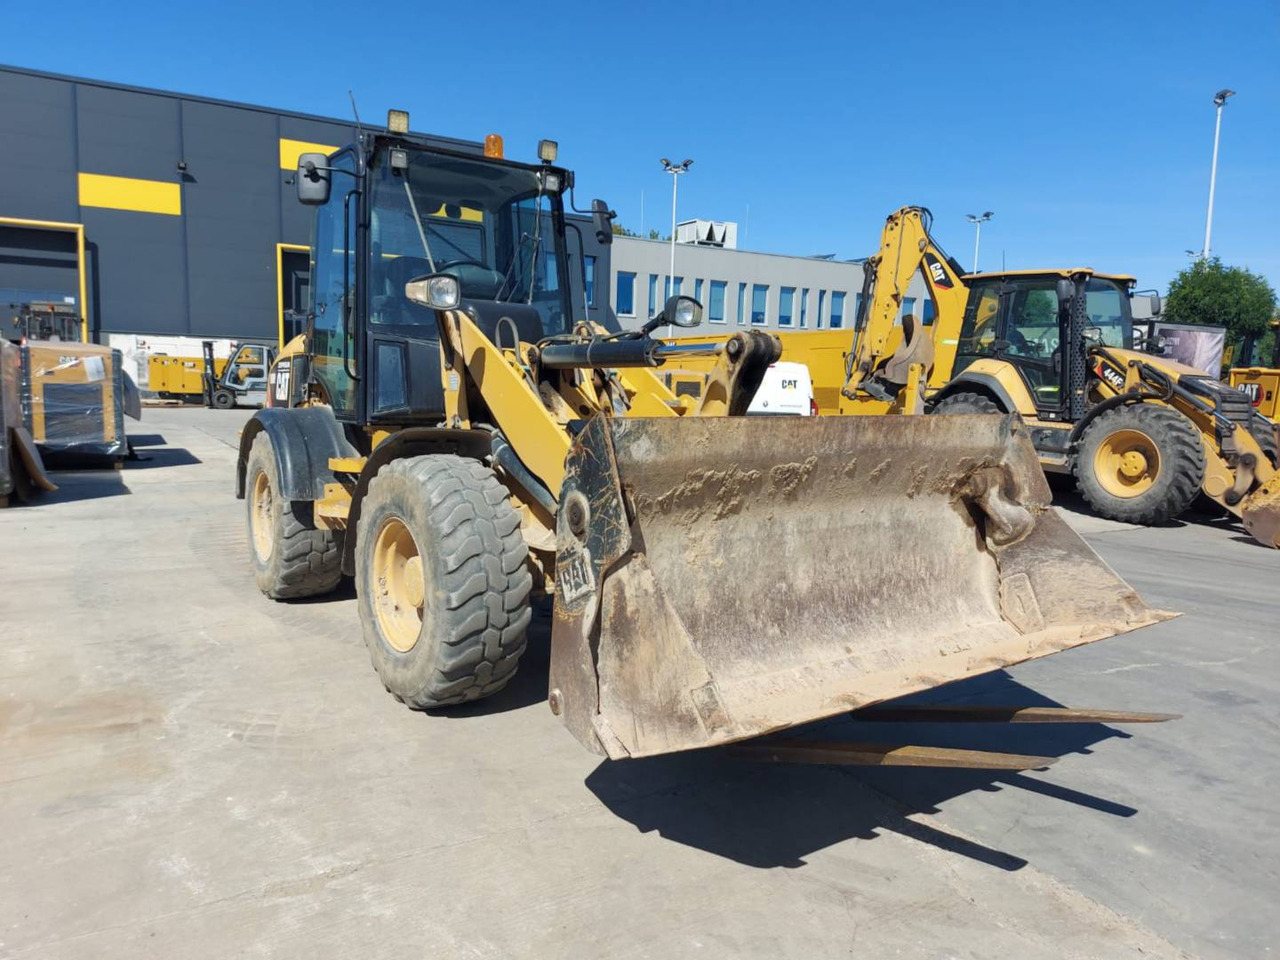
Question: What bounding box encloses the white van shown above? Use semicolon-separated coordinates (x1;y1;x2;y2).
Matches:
747;361;816;416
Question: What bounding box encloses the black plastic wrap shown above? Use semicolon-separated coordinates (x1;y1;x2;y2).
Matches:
21;342;129;460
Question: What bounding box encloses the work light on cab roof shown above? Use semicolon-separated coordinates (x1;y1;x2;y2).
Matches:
386;109;409;134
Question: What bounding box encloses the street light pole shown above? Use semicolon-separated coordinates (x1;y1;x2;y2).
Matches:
660;158;692;335
1202;88;1235;259
965;211;994;272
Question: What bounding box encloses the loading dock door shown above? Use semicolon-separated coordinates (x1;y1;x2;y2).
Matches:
277;246;309;347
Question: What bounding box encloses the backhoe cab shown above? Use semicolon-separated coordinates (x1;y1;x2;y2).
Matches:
234;128;1170;764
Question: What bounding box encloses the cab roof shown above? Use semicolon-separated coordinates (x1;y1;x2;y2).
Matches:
965;268;1136;284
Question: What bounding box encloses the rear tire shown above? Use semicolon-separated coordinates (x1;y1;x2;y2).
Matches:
930;391;1004;415
1249;414;1278;467
212;389;235;410
245;432;343;599
1076;403;1205;525
355;454;532;708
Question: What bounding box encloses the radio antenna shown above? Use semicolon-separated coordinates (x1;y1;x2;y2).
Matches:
348;90;364;141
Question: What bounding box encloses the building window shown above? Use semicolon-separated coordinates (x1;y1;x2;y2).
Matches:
664;275;683;299
694;278;704;303
648;274;659;318
737;282;747;324
751;284;768;325
900;297;916;324
709;280;727;323
817;290;826;328
778;287;795;327
584;255;596;307
799;287;809;328
830;291;846;328
923;298;936;325
616;271;636;316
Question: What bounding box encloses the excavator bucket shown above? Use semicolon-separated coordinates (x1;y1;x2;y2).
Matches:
549;414;1173;759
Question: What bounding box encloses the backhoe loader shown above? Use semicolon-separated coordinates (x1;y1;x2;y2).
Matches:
766;207;1279;548
237;122;1172;764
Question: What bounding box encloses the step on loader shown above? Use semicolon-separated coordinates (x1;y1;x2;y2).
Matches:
236;121;1174;766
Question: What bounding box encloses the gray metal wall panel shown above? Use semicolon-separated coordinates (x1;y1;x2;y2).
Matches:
0;72;78;222
181;100;280;338
81;208;186;335
75;84;181;181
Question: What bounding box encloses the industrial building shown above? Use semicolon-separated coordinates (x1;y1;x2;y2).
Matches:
608;218;929;338
0;64;612;350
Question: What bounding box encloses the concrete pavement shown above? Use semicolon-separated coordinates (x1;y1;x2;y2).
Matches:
1;405;1276;959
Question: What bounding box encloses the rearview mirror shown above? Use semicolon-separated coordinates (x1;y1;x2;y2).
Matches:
592;199;615;246
1055;278;1075;310
296;152;331;206
1148;293;1162;316
641;295;703;335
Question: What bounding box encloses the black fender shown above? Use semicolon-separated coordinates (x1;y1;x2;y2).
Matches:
930;372;1018;413
341;427;494;576
235;406;359;501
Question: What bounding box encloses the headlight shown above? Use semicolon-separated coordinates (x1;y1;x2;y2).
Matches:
405;274;460;310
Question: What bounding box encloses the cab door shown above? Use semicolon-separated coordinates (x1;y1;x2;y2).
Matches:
995;278;1068;418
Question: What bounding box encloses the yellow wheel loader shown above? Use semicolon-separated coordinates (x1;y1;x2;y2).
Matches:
236;124;1173;766
785;207;1278;548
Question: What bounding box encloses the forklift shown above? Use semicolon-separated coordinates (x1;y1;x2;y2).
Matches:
201;340;275;409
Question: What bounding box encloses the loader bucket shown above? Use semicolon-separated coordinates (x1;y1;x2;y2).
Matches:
1241;473;1280;548
549;414;1173;759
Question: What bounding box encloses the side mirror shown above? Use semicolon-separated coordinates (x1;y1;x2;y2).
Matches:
404;274;461;311
592;199;615;246
296;152;332;206
1055;278;1075;311
641;295;703;335
1149;293;1162;316
1082;325;1104;343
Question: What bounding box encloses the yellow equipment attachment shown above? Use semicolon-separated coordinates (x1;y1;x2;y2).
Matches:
549;412;1169;758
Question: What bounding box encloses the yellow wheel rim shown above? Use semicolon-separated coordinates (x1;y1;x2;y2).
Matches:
250;470;274;562
372;516;425;653
1094;428;1160;498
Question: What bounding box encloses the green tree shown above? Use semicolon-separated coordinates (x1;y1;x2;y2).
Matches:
1164;258;1277;361
611;222;640;238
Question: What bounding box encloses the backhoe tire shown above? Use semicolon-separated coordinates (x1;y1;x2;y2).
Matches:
930;391;1004;415
212;389;235;410
245;432;344;599
1076;403;1205;525
355;454;532;709
1249;414;1278;467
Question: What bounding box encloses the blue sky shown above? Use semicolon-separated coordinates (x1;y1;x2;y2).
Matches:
5;0;1278;292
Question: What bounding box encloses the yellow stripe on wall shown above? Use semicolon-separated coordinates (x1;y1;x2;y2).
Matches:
78;173;182;216
279;138;339;170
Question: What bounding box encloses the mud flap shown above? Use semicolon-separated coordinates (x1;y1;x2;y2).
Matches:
549;414;1173;759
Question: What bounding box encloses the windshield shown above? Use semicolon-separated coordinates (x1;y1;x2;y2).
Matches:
1085;278;1133;348
367;146;571;335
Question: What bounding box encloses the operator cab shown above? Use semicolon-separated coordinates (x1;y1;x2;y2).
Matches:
295;123;579;426
954;269;1136;420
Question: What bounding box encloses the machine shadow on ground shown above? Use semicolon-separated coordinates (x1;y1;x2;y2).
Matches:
583;672;1140;871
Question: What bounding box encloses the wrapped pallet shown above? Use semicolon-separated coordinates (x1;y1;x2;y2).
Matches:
1;340;54;502
21;341;133;462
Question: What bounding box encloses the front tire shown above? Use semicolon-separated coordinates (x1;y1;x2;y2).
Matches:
1076;403;1205;525
212;389;235;410
356;455;532;708
245;432;343;599
930;391;1004;416
1249;414;1278;468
